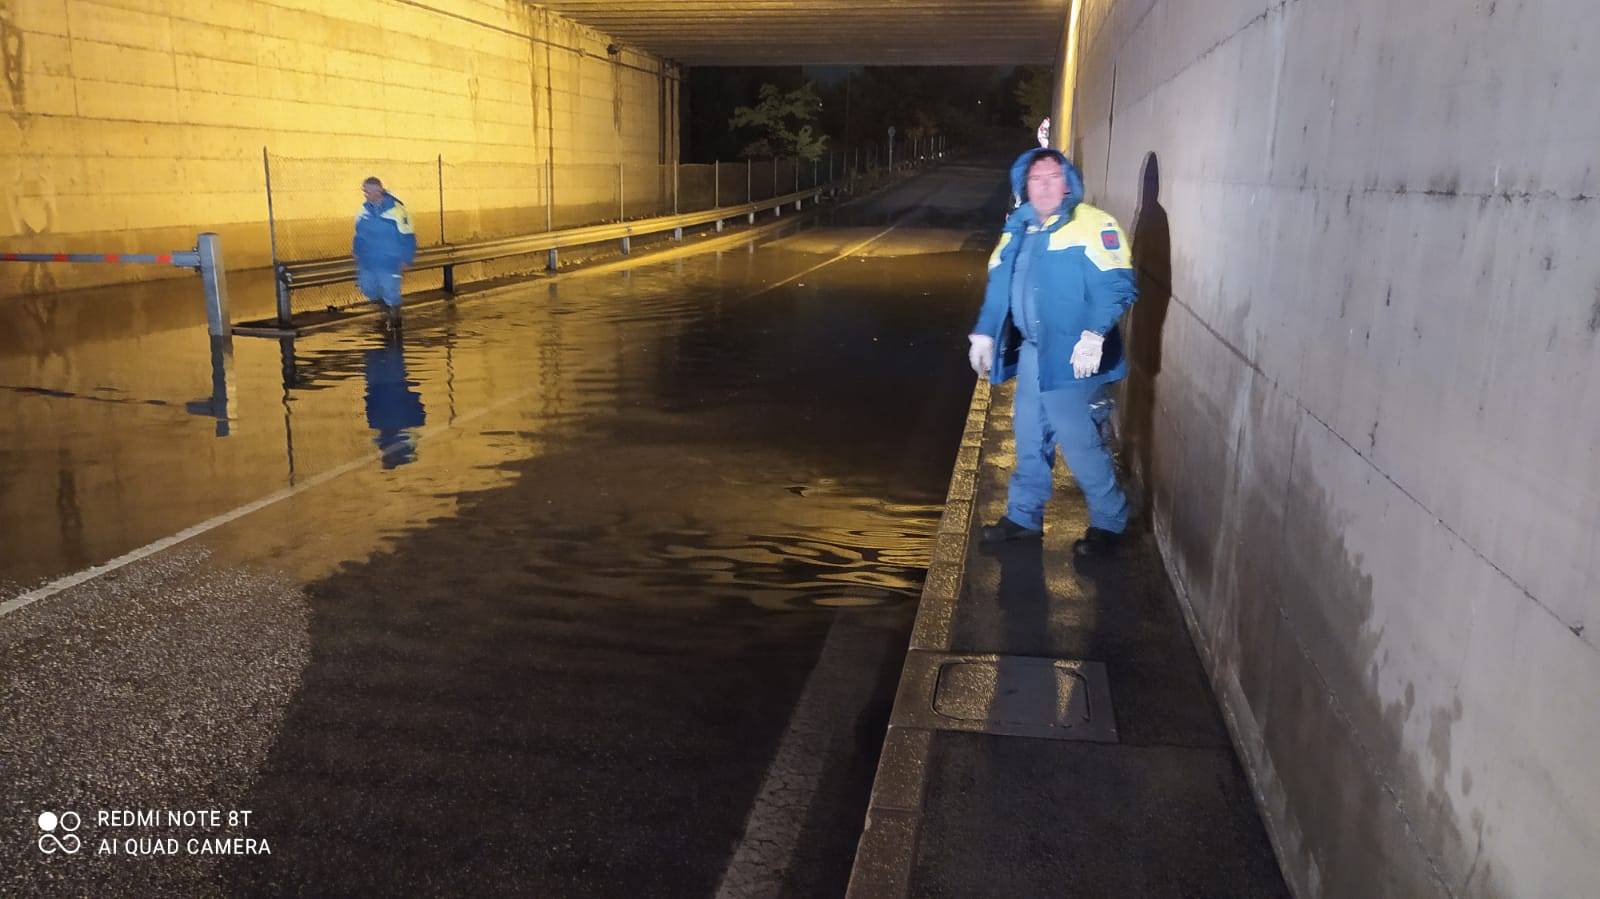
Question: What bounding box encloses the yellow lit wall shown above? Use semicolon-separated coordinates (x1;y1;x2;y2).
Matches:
0;0;681;295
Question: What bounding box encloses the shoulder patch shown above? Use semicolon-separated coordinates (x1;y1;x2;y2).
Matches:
1101;229;1120;250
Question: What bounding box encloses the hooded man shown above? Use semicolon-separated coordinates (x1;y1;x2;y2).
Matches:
967;149;1138;556
352;177;417;328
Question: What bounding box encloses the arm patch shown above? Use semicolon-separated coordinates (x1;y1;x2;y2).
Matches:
1083;219;1130;271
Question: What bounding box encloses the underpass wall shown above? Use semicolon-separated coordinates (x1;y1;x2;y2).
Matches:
1069;0;1599;895
0;0;679;296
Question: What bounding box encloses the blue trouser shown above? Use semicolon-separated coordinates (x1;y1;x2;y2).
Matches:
1005;341;1129;533
357;265;403;307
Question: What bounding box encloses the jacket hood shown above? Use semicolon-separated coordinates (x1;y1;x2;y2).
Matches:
1009;148;1084;223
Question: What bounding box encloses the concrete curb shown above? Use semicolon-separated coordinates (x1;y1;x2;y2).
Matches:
845;376;992;899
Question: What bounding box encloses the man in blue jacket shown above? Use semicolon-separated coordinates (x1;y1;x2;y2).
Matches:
967;148;1138;556
352;177;417;328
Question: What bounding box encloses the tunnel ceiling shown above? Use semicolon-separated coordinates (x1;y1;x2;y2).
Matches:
535;1;1068;66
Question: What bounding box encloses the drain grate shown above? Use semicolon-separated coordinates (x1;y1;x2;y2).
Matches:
891;652;1117;743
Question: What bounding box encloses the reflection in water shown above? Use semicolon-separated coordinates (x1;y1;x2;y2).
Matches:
183;337;236;437
362;335;427;469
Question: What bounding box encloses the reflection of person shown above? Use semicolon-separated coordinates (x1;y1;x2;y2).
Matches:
353;177;417;329
968;149;1138;557
363;339;426;468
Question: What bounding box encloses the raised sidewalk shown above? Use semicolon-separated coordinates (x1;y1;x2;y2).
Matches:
847;379;1291;898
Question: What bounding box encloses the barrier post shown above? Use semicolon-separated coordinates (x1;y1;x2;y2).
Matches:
196;233;231;345
193;232;235;435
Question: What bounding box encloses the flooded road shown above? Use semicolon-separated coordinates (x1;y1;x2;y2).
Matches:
1;162;1009;896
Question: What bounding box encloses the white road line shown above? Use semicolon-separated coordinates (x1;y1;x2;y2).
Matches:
750;180;946;298
714;616;896;899
750;222;906;298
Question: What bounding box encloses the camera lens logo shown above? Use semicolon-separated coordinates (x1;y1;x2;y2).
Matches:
37;811;82;855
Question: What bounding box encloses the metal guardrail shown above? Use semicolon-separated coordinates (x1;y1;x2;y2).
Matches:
2;234;236;434
3;235;231;342
274;184;829;325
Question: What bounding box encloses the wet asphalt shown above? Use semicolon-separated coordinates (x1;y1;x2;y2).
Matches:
0;162;1011;896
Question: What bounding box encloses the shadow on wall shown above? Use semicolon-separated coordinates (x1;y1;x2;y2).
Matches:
1123;151;1172;521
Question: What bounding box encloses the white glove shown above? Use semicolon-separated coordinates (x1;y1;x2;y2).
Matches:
1070;330;1104;379
968;334;995;377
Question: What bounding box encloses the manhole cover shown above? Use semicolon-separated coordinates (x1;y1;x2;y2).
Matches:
891;652;1117;743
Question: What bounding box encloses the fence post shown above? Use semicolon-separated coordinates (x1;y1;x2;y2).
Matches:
671;163;682;240
618;161;625;222
773;157;779;198
746;162;751;204
437;154;445;245
262;148;292;327
546;157;557;271
714;160;720;208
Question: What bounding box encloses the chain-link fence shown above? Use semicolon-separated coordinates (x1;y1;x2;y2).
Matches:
678;164;717;214
266;139;949;316
443;160;548;242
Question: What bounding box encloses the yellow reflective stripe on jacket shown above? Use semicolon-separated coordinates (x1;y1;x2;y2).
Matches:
1046;203;1131;271
988;231;1012;271
381;204;415;236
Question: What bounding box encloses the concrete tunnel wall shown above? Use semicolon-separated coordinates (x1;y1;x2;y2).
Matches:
1063;0;1599;895
0;0;680;296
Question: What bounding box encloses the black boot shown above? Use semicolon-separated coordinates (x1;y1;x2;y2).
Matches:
980;516;1043;545
1072;527;1123;558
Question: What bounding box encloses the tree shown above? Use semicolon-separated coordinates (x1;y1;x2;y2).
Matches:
1014;66;1053;129
729;82;829;161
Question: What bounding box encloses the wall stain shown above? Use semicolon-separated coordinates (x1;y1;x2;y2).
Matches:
1587;286;1600;334
1;2;25;116
1155;322;1509;897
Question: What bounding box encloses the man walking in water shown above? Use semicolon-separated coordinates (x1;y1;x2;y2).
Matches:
353;177;417;329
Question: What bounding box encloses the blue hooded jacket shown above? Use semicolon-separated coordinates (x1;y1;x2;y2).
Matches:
972;149;1138;390
352;192;417;272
